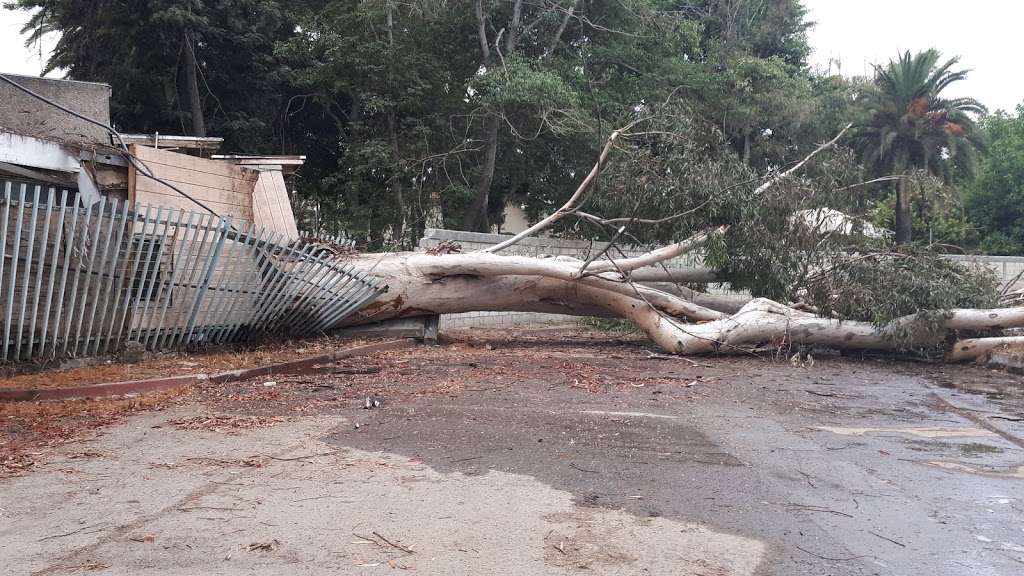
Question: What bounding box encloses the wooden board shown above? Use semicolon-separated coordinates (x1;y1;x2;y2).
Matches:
252;168;299;239
129;144;259;224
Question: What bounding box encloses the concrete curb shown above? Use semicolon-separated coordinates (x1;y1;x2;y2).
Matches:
0;339;419;402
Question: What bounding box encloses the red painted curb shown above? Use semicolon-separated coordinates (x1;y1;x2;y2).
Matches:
0;375;205;402
0;339;419;402
207;339;418;383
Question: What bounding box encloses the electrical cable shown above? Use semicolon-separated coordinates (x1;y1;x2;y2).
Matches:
0;71;227;220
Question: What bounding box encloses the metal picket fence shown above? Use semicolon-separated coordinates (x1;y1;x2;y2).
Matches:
0;181;386;363
298;230;357;248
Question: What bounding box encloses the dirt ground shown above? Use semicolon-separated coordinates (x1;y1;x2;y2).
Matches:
0;335;378;390
2;328;1024;575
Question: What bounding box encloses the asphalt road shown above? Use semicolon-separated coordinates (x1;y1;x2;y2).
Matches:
2;332;1023;575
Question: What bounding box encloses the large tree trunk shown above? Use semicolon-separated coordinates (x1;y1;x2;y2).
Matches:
385;5;405;245
894;178;912;244
182;31;206;138
341;251;1024;361
462;114;500;232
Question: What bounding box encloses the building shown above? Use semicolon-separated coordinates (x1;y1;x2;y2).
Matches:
0;73;383;364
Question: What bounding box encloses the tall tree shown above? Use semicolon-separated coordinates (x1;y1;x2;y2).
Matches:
15;0;832;247
697;0;811;66
10;0;295;151
280;0;715;242
852;49;985;244
964;105;1024;255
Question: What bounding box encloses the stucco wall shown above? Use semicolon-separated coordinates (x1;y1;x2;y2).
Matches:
0;73;112;144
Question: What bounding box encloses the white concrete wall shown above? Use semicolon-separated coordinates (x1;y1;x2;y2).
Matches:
947;254;1024;293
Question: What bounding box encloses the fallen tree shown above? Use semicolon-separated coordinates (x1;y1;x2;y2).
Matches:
343;248;1023;362
336;116;1023;363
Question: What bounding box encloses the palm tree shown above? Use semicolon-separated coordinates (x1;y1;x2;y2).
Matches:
853;49;985;244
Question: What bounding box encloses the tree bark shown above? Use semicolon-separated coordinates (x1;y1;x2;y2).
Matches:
335;119;1018;361
945;336;1024;362
462;114;500;232
182;31;206;138
385;4;405;245
547;0;577;56
340;250;1024;361
894;178;912;244
461;0;501;233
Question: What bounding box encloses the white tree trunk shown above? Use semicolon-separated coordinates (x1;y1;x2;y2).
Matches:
343;251;1024;361
946;336;1024;362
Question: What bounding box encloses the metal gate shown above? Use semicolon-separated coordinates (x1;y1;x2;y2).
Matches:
0;182;386;363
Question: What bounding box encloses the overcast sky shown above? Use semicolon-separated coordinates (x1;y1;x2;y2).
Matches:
1;2;1022;113
803;0;1023;113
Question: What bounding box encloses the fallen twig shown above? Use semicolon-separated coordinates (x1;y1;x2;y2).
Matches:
805;390;841;398
291;495;355;503
38;522;109;542
868;530;906;548
794;545;869;562
331;367;382;375
259;451;338;462
569;462;599;474
373;531;415;554
782;503;853;518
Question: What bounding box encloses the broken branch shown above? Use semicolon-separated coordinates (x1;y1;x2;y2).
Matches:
482;118;645;254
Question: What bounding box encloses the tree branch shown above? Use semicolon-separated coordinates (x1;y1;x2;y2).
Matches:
547;0;577;55
753;123;852;196
480;118;645;253
412;252;724;321
584;226;725;275
475;0;490;63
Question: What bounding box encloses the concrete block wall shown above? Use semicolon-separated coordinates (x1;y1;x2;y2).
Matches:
947;255;1024;293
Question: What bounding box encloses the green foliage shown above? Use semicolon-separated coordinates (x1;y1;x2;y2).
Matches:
11;0;838;248
803;249;999;345
9;0;1007;339
471;55;581;121
963;106;1024;255
853;49;985;179
696;0;812;66
851;49;986;243
9;0;295;151
578;107;999;335
578;316;636;332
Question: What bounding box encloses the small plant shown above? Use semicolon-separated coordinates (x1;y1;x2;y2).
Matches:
579;317;636;332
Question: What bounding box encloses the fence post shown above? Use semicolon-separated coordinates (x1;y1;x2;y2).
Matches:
182;217;230;347
0;184;10;360
39;189;69;358
27;188;55;357
3;185;27;361
71;196;107;357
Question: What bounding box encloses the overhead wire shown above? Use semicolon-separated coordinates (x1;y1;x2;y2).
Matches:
0;71;227;220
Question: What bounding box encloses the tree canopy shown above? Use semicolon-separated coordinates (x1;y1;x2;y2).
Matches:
8;0;1020;261
964;106;1024;254
852;49;985;244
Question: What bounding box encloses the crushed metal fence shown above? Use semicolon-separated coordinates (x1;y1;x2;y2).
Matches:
0;182;386;363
